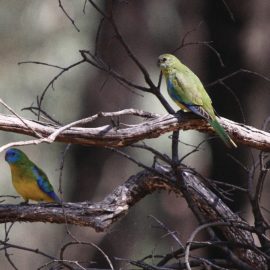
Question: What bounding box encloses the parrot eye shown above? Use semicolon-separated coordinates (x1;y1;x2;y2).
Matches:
161;57;167;62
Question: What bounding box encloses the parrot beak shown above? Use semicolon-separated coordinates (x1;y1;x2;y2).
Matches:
157;58;165;68
157;56;167;68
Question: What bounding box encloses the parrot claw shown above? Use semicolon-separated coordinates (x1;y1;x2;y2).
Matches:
20;200;29;205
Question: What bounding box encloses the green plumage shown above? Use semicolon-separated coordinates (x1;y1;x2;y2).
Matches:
158;53;237;148
209;119;235;148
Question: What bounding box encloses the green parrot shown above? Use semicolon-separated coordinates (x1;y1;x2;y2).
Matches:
158;53;237;148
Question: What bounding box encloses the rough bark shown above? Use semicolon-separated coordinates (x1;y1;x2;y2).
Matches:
0;165;267;269
1;110;270;150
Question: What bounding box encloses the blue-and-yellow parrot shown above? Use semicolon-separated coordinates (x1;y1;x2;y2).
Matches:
5;148;61;203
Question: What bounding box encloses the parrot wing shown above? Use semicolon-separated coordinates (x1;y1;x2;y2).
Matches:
32;165;61;202
185;105;212;120
174;69;204;105
173;70;217;120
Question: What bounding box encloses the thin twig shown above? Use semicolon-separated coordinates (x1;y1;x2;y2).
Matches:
174;41;225;68
149;215;184;249
58;0;80;32
0;98;42;138
60;241;114;270
207;68;270;87
185;221;256;270
221;0;235;22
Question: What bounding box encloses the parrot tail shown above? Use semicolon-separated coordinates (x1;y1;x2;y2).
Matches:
49;191;62;203
209;119;237;148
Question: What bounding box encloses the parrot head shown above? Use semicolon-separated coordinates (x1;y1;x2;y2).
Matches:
5;148;29;165
158;54;180;70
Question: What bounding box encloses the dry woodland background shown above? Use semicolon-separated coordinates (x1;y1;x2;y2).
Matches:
0;1;270;270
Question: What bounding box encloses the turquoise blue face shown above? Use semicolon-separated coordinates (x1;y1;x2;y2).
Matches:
5;148;23;164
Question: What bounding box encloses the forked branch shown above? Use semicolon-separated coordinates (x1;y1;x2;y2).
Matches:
0;109;270;152
0;165;267;269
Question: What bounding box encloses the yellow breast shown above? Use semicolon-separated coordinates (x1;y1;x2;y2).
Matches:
10;165;54;202
174;100;190;112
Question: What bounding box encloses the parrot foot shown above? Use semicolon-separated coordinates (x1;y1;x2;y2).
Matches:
111;117;120;131
20;200;29;205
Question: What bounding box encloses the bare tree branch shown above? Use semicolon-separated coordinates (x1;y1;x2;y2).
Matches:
0;165;266;269
0;109;269;152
